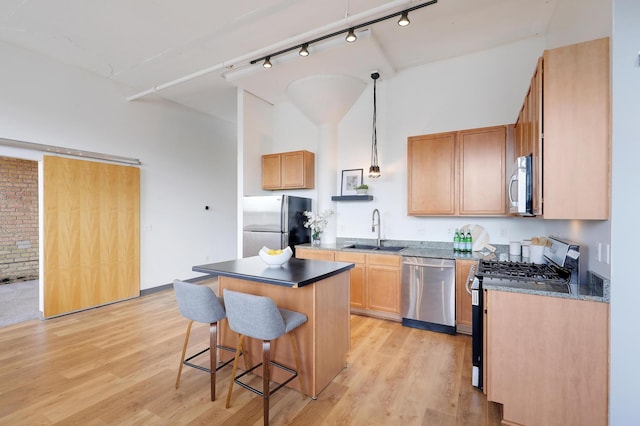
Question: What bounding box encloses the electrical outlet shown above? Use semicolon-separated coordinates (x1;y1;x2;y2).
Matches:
500;227;507;238
596;243;602;262
606;244;610;265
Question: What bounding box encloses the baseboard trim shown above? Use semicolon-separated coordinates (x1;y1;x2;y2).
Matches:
140;275;218;296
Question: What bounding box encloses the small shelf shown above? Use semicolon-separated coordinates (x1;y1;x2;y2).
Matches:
331;195;373;201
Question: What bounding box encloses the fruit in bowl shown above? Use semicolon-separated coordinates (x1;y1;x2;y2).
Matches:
258;246;293;268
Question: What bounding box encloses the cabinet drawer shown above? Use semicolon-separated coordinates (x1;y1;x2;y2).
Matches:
367;253;401;266
296;248;334;261
335;252;365;264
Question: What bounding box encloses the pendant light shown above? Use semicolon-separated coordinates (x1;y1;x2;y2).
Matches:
368;72;381;178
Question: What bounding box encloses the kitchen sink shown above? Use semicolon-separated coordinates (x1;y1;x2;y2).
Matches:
343;244;404;252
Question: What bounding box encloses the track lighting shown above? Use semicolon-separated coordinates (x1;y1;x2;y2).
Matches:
397;11;410;27
249;0;437;68
345;28;357;43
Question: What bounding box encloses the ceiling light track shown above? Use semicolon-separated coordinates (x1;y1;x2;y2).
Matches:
250;0;437;66
127;0;434;102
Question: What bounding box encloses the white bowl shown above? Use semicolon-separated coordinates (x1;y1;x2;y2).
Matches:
258;246;293;268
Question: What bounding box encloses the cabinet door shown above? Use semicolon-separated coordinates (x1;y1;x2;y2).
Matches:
281;151;305;188
408;132;456;215
366;254;401;314
262;154;281;190
543;37;610;219
485;290;609;426
455;259;476;334
458;126;506;215
295;247;334;261
530;57;543;216
336;252;366;309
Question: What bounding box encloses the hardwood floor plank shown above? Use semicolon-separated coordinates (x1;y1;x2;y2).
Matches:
0;287;501;425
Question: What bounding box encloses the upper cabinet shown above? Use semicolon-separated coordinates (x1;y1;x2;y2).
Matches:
262;150;315;190
514;38;610;220
542;38;610;220
514;57;543;216
408;125;508;216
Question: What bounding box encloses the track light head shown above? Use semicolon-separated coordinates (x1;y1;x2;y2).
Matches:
345;28;357;43
299;44;309;57
398;11;410;27
263;57;272;68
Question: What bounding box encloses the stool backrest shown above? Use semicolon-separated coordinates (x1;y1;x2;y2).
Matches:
223;290;285;341
173;279;225;324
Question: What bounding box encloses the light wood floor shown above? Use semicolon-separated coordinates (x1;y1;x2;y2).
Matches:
0;279;501;425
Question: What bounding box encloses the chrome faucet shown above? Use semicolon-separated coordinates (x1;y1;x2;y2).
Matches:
372;208;381;247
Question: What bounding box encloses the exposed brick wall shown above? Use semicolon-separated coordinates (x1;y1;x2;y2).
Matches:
0;156;39;284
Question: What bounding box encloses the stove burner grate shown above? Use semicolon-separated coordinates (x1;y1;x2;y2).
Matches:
477;260;570;285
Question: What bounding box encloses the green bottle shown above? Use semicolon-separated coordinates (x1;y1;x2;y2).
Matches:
465;230;473;252
454;229;460;252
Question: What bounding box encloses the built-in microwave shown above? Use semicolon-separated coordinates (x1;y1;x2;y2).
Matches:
508;154;533;216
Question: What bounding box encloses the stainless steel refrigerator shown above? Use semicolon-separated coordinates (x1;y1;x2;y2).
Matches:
242;195;312;258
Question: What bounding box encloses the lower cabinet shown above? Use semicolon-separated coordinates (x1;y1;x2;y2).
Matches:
485;289;609;426
297;248;401;321
365;254;401;316
454;259;476;334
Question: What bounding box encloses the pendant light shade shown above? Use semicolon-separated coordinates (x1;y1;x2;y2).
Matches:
369;72;381;179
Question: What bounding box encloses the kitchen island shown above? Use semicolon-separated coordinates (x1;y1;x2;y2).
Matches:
192;256;354;398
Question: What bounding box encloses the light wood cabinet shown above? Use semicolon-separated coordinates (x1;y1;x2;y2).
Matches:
298;248;401;320
335;251;366;309
408;126;508;216
454;259;476;334
542;37;610;219
366;254;401;314
262;150;314;190
295;247;334;261
408;132;456;215
513;56;543;215
485;289;609;426
458;127;507;215
513;38;610;219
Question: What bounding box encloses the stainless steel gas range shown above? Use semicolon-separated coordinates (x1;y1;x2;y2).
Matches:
469;236;580;390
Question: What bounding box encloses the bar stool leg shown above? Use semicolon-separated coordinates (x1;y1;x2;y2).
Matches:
175;320;195;389
289;331;306;399
225;335;245;409
262;340;271;426
209;322;217;401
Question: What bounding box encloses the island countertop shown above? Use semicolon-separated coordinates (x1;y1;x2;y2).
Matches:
192;256;354;288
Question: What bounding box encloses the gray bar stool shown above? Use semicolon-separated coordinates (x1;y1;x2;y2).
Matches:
223;289;307;425
173;279;246;401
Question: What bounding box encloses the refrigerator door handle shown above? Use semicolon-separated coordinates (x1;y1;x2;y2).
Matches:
281;196;288;233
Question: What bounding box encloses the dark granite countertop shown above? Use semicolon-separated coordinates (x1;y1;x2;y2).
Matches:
192;256;354;288
297;239;610;303
483;270;609;303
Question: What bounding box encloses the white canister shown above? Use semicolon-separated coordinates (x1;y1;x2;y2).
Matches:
529;244;545;264
509;241;522;256
521;240;532;258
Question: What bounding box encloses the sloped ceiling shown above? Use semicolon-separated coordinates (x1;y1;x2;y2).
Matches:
0;0;558;123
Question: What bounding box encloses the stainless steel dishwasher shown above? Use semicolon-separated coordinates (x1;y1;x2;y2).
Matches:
401;257;456;334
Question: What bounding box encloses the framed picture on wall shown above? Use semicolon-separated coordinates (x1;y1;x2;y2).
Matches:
341;169;363;196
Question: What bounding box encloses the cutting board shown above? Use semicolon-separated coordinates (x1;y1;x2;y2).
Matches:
460;224;495;252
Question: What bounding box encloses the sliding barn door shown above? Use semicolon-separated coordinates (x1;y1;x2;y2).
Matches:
43;156;140;317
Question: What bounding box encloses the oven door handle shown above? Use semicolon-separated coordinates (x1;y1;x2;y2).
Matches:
465;264;477;295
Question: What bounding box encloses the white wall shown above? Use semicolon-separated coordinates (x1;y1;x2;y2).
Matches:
0;40;237;290
610;0;639;422
266;37;552;248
